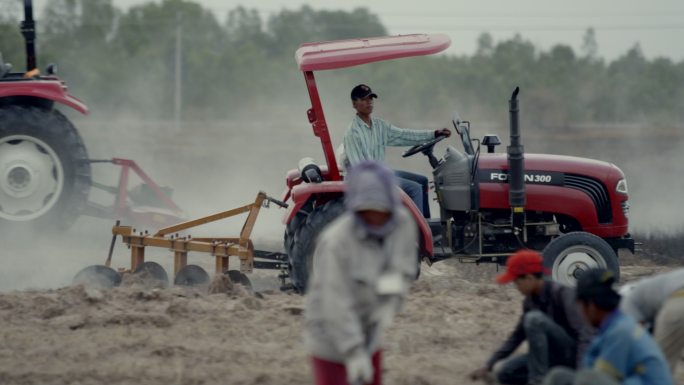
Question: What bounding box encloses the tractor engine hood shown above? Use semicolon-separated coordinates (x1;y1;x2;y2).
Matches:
478;153;622;181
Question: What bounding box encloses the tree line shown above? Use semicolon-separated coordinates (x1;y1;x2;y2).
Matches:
0;0;682;129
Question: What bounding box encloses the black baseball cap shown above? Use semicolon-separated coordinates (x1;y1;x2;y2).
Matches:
351;84;378;100
576;268;621;304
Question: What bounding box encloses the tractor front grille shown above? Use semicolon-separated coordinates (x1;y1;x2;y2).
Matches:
564;174;612;224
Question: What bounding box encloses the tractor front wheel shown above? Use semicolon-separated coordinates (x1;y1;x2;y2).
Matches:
0;106;90;227
542;231;620;286
288;199;345;293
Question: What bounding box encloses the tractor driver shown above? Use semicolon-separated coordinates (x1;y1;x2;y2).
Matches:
341;84;451;218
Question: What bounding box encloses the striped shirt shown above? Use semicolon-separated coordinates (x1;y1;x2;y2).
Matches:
342;114;436;168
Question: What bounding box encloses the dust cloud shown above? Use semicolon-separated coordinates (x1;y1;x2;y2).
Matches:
0;111;322;291
523;123;684;234
1;101;683;291
0;87;682;385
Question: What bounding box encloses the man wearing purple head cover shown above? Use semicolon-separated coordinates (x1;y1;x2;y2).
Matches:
304;161;419;385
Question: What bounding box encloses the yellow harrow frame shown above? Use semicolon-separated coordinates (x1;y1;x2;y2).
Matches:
111;192;285;279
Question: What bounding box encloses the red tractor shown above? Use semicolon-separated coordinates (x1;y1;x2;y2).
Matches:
282;34;634;292
0;1;182;229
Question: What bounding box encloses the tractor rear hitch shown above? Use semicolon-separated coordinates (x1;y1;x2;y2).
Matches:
264;197;289;209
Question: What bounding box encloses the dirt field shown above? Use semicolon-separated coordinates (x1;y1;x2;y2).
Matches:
0;257;682;385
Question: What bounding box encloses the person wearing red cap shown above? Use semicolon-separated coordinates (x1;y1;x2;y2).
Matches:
469;250;594;385
543;268;673;385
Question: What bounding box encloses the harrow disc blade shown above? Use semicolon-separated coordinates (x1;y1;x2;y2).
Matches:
133;261;169;288
225;270;253;292
174;264;210;287
73;265;121;289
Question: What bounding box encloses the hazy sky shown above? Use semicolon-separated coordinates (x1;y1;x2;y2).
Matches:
40;0;684;61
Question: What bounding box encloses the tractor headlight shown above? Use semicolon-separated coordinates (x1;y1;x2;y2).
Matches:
616;179;628;195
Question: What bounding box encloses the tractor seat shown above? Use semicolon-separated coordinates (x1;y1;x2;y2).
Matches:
286;165;331;187
0;72;30;80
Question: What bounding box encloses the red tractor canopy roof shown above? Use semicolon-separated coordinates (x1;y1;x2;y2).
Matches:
295;34;451;71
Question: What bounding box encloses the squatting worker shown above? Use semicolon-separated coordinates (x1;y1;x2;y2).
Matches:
543;269;673;385
619;268;684;374
304;161;419;385
341;84;451;218
469;250;593;385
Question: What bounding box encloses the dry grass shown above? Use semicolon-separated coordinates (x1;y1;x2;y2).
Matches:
633;230;684;264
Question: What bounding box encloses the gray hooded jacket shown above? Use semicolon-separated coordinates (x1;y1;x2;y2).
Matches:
303;161;419;362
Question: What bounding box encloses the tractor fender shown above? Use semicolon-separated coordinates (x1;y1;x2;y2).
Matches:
283;181;433;256
0;79;89;114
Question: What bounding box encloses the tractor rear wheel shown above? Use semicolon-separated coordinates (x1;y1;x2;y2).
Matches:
542;231;619;286
0;106;90;228
283;201;311;289
288;199;345;293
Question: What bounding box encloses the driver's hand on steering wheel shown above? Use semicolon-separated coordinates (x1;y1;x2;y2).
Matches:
434;128;451;138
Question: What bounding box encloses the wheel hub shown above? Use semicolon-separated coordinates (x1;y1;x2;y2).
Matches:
0;135;64;221
572;266;586;279
6;165;32;192
552;247;607;285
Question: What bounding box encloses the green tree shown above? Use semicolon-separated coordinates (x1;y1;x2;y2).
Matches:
581;28;598;60
2;0;679;127
476;33;494;57
226;7;267;48
0;0;32;72
266;6;386;57
109;0;226;118
30;0;120;110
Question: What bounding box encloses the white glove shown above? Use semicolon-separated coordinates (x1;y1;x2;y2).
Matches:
345;348;373;385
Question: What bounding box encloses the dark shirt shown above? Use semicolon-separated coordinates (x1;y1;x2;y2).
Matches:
486;280;594;369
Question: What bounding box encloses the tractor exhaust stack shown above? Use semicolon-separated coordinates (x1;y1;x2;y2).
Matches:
507;87;525;228
21;0;37;71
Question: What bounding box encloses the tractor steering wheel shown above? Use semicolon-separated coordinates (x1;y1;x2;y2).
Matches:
402;135;447;158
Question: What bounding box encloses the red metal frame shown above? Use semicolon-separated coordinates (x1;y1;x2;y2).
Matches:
282;181;434;257
86;158;184;228
304;71;342;181
0;78;89;114
111;157;182;213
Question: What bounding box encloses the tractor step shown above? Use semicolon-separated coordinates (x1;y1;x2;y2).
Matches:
253;260;288;270
253;250;288;270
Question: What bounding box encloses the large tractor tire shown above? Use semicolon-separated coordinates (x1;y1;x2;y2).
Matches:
283;203;310;257
283;200;312;290
288;199;345;293
542;231;620;286
0;106;91;228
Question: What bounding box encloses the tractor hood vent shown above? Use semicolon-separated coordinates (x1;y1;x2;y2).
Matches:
564;174;612;224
